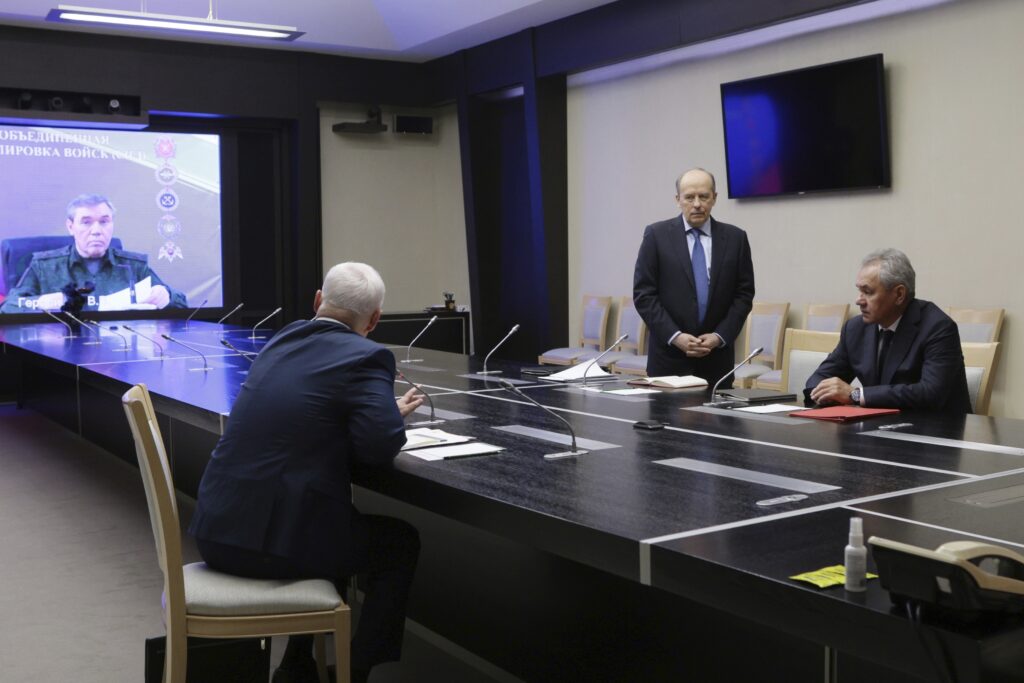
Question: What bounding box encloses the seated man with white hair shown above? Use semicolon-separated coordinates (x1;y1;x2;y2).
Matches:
189;262;424;683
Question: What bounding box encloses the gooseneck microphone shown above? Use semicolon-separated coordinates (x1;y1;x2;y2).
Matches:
161;333;210;371
44;309;75;337
499;379;588;460
123;324;164;356
216;302;244;324
402;315;437;363
705;346;765;405
184;299;208;329
63;311;103;344
87;319;130;351
397;370;443;427
220;338;257;363
581;333;628;388
251;307;283;340
479;324;520;375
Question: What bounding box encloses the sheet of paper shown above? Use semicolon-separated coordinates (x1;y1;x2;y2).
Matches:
134;276;153;303
404;442;504;460
99;286;132;311
595;388;661;396
543;359;612;382
402;427;474;451
735;403;808;414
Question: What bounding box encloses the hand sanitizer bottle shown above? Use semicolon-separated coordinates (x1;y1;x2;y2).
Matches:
845;517;867;592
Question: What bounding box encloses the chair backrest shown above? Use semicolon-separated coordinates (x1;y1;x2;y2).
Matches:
805;303;849;334
946;307;1005;343
779;329;841;395
122;384;186;627
962;342;999;415
744;302;790;368
615;296;648;354
1;235;123;294
579;295;612;350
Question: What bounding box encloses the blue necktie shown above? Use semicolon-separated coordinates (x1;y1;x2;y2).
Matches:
690;229;709;324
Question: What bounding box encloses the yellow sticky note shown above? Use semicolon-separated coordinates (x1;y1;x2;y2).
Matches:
790;565;878;588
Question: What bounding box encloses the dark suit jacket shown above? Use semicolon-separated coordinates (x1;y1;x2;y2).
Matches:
188;318;407;576
803;298;972;414
633;216;755;382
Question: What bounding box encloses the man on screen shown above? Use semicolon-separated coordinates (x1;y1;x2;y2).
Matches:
0;194;187;313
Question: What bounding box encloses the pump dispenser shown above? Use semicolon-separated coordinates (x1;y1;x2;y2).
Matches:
845;516;867;592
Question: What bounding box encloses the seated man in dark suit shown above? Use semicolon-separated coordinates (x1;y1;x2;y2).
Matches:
805;248;971;413
188;262;424;683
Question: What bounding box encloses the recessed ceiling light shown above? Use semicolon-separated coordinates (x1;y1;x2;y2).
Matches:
46;4;303;41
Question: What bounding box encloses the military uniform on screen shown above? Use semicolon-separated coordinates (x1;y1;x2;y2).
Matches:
0;244;187;313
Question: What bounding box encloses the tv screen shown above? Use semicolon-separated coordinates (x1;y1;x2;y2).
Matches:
720;54;890;198
0;124;222;314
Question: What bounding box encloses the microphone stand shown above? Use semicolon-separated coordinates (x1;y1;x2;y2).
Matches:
63;311;103;345
123;324;165;357
87;319;131;352
161;333;210;371
397;370;443;426
402;315;437;363
479;324;519;375
581;333;628;388
44;310;75;338
216;302;244;324
704;346;764;406
184;299;208;329
499;380;588;460
220;338;257;364
251;307;282;341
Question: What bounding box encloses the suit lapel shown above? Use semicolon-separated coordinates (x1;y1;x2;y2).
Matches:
668;215;696;289
880;300;920;384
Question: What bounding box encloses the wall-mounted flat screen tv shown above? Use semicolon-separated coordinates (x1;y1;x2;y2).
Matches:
720;54;890;198
0;124;222;314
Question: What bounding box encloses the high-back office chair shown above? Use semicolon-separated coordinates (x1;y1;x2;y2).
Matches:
755;304;847;390
962;342;1000;416
777;329;841;396
1;235;123;294
538;295;612;365
946;307;1005;343
734;302;789;388
122;384;350;683
576;296;647;367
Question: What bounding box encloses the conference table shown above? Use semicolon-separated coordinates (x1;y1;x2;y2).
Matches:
2;318;1024;683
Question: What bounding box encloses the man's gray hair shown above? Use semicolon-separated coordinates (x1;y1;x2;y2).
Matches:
66;194;115;220
862;248;915;298
321;262;386;317
675;168;717;195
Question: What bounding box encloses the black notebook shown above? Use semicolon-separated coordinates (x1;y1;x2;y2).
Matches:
716;388;798;404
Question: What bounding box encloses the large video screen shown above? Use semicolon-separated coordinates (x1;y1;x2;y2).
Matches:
0;124;222;313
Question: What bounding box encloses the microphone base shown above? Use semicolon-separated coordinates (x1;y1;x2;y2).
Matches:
702;400;744;409
188;366;214;372
400;358;425;363
543;449;589;460
407;418;445;427
476;370;503;375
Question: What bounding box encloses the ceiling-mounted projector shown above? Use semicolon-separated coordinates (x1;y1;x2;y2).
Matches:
332;106;387;134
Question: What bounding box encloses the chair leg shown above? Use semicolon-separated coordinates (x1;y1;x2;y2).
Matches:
164;629;187;683
314;634;329;683
334;607;352;683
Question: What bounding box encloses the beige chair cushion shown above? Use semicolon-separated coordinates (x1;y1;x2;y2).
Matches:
735;363;770;380
182;562;342;617
965;366;983;414
613;355;647;371
787;350;830;394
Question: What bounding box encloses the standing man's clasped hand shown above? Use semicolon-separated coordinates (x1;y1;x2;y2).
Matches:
673;332;721;357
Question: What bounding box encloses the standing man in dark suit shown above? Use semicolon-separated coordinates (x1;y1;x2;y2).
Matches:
189;262;424;683
805;248;971;413
633;168;755;384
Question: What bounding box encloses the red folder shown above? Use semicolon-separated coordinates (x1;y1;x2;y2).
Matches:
792;406;900;423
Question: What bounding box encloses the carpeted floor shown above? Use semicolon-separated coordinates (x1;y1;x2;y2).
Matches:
0;403;504;683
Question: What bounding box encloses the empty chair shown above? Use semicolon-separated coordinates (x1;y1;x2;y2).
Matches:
734;302;789;388
946;307;1005;343
122;383;350;683
538;295;612;365
777;329;841;397
577;296;648;367
962;342;1000;415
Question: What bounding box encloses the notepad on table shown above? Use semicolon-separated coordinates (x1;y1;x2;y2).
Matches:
404;442;505;461
402;427;474;450
626;375;708;389
791;406;900;423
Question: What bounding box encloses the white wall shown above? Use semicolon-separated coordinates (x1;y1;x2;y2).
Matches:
319;103;469;314
567;0;1024;417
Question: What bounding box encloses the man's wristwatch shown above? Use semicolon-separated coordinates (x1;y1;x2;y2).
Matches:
850;388;861;405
